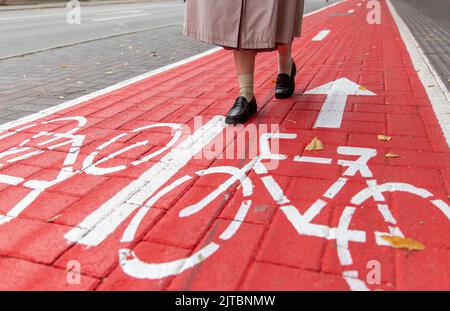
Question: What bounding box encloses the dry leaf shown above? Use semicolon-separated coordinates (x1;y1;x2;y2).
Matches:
377;134;392;141
385;152;399;158
359;85;366;90
104;71;114;75
47;214;61;223
381;235;425;251
59;64;68;68
305;137;324;151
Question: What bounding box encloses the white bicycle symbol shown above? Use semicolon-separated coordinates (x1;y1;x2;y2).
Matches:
118;132;450;290
0;116;183;224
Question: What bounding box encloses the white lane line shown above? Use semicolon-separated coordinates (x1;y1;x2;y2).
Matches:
293;156;332;164
387;0;450;146
92;13;150;22
312;29;331;41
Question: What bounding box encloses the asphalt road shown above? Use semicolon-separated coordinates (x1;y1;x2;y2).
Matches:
0;0;341;59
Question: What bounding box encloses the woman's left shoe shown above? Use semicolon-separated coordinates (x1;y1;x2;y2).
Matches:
275;60;297;99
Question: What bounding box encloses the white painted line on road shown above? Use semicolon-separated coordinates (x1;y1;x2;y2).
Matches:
93;9;143;16
92;13;150;22
387;0;450;146
312;30;331;41
293;156;333;164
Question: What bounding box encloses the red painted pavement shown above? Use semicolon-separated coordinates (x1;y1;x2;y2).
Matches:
0;0;449;290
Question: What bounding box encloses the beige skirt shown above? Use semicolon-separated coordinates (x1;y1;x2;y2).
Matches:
183;0;305;51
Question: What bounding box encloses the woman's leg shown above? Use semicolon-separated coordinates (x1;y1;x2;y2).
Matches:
233;50;256;102
225;50;257;125
275;43;296;99
277;43;293;76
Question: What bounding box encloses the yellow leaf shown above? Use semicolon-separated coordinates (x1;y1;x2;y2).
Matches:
359;85;366;90
381;235;425;251
47;214;61;223
305;137;324;151
385;152;399;158
377;134;392;141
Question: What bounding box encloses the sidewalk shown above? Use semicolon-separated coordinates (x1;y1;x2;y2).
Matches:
0;0;448;291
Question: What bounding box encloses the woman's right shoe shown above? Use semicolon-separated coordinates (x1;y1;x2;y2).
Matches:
275;60;297;99
225;96;257;125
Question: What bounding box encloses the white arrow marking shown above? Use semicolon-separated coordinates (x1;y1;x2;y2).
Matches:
305;78;376;128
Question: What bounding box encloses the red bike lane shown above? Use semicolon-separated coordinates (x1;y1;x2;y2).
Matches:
0;0;448;290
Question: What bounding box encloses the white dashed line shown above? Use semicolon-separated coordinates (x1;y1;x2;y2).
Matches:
312;29;331;41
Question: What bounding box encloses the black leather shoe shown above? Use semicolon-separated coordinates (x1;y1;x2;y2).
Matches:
275;60;297;99
225;96;257;125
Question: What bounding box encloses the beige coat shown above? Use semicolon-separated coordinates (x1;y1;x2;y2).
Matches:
183;0;305;50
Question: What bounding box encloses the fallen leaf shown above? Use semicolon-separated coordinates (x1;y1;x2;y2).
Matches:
59;64;68;68
377;134;392;141
47;214;61;223
305;137;324;151
385;152;400;158
104;71;114;75
359;85;367;90
381;235;425;251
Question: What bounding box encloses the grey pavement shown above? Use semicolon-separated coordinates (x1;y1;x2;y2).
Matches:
391;0;450;91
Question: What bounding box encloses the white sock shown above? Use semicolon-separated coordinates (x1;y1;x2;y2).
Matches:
238;74;254;102
278;55;293;76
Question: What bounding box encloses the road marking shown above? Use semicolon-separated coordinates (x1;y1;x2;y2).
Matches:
387;0;450;146
293;156;332;164
92;13;150;22
312;29;331;41
305;78;376;128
